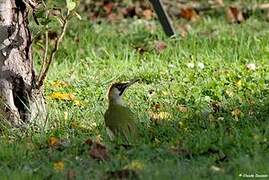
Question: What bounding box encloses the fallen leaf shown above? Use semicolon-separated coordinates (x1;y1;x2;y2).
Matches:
51;80;70;88
124;160;144;171
154;41;167;53
48;136;70;150
103;2;114;14
210;101;222;113
248;99;255;105
178;105;188;113
54;161;65;172
142;9;153;20
225;90;234;97
89;141;109;161
48;136;59;146
180;8;199;21
149;111;171;123
48;92;75;101
231;108;242;120
226;6;245;23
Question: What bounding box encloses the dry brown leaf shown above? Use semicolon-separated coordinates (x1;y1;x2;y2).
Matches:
231;108;242;120
142;9;153;20
107;13;121;22
154;41;167;53
89;141;109;161
210;101;222;113
149;111;171;123
226;6;245;23
48;136;59;147
180;8;199;21
48;136;70;150
103;2;114;14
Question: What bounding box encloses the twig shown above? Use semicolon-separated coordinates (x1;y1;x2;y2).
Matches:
36;14;69;89
37;10;49;85
37;29;48;84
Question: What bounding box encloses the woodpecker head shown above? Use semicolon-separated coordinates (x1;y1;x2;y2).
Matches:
108;79;138;105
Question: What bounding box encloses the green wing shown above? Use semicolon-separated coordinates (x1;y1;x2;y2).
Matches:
104;104;137;142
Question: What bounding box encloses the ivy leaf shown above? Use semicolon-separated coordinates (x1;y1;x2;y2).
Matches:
66;0;76;11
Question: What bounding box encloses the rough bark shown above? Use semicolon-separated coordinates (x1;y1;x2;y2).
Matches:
0;0;46;126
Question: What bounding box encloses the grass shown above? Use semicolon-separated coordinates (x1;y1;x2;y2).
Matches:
0;14;269;179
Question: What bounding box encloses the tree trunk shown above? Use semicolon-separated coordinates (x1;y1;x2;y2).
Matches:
0;0;46;126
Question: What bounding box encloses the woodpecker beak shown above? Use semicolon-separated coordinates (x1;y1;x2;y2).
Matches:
127;79;139;86
119;79;139;96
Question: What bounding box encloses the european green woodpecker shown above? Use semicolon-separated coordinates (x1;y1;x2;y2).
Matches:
104;79;139;143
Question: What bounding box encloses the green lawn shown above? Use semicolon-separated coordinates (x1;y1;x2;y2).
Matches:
0;14;269;179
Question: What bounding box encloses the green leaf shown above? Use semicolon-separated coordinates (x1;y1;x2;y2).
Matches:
66;0;76;11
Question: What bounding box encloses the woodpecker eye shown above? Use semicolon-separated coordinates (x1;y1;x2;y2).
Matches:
114;83;128;96
116;85;125;92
